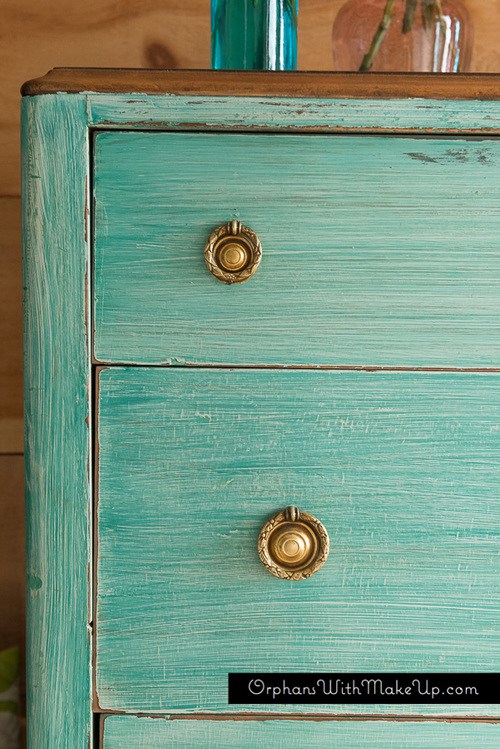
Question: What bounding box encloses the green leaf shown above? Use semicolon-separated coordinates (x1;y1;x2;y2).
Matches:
0;648;19;694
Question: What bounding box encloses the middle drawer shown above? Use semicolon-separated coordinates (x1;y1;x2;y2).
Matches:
95;367;500;715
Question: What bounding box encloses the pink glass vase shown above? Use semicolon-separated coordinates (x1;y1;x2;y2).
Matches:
332;0;473;72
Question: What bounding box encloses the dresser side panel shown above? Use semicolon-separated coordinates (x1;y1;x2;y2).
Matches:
22;94;92;748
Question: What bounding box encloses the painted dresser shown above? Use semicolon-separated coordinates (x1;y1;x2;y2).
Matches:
22;70;500;748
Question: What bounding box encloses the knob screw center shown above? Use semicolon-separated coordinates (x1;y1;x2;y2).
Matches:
219;242;248;271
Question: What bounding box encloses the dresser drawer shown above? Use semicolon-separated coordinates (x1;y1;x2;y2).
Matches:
95;367;500;715
101;716;500;748
93;131;500;367
23;71;500;749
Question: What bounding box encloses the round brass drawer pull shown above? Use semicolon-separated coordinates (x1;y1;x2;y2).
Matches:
205;220;262;284
258;506;330;580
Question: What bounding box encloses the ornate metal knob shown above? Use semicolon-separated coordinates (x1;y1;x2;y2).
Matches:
258;506;329;580
204;220;262;284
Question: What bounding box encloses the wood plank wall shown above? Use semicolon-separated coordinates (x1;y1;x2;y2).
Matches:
1;0;499;716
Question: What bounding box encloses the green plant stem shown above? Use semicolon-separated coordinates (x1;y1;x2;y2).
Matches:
359;0;396;72
284;0;298;28
360;0;448;73
434;0;448;34
422;0;447;34
403;0;418;33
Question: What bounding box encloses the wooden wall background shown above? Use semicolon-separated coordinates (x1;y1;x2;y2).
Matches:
1;0;500;713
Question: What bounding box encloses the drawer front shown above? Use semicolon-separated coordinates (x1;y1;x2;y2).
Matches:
101;717;500;748
93;131;500;367
95;368;500;715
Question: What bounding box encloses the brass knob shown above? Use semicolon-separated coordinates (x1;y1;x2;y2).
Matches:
258;506;329;580
205;220;262;284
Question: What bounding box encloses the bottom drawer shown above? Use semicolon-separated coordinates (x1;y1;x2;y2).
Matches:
101;717;500;748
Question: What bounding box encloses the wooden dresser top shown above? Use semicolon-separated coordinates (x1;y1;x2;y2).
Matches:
22;68;500;99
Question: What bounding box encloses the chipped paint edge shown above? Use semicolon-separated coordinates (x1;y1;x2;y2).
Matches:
86;93;500;134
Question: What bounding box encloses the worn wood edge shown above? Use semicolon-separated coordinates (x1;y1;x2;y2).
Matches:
22;94;93;747
92;362;500;372
98;712;500;724
99;715;500;749
92;368;106;713
21;69;500;100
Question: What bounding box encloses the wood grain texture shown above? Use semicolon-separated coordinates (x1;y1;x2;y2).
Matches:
22;94;92;747
0;197;24;452
3;6;498;738
0;0;206;442
88;91;500;132
101;716;500;748
94;130;500;368
3;0;500;428
3;0;500;425
22;69;500;98
1;0;208;196
5;2;500;193
96;368;500;716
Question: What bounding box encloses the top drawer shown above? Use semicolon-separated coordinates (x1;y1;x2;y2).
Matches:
93;131;500;367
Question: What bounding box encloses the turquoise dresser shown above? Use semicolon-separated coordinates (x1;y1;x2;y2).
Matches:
22;69;500;747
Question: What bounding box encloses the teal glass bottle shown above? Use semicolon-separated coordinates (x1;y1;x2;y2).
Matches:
211;0;298;71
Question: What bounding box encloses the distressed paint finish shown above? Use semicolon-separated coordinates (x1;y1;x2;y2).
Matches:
96;368;500;716
102;717;500;748
88;93;500;133
93;131;500;367
22;95;92;747
23;80;500;741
